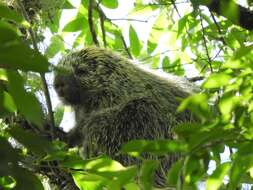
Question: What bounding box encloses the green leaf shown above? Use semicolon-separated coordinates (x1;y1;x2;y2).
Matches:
7;71;44;127
177;15;188;37
45;35;65;58
0;136;20;174
218;92;240;115
177;93;210;120
124;183;140;190
162;56;170;70
0;20;19;43
129;25;141;57
67;156;137;189
147;40;157;54
184;156;205;184
147;11;167;54
63;16;88;32
0;3;24;23
140;160;158;190
202;73;232;89
121;140;188;155
0;176;16;189
100;0;118;9
11;167;44;190
206;162;230;190
229;155;253;189
233;44;253;59
8;126;55;156
72;172;105;190
62;0;75;9
54;105;65;127
0;41;49;72
167;160;183;186
0;91;17;115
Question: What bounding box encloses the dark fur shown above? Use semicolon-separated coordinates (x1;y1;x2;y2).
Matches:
54;47;196;186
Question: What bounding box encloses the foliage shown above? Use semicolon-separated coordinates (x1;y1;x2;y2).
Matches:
1;0;253;189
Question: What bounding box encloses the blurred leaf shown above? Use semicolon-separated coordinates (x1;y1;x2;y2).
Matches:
129;25;141;57
54;105;65;127
124;183;140;190
63;16;88;32
45;35;65;58
0;91;17;116
219;92;240;115
0;176;16;189
72;172;105;190
11;167;44;190
229;154;253;189
69;156;137;189
162;56;170;70
0;20;19;43
147;10;168;54
8;125;55;156
100;0;118;9
177;93;210;120
7;71;44;127
0;136;20;175
167;160;183;186
202;73;232;89
0;3;24;23
184;156;205;184
0;41;49;72
121;140;188;155
206;162;230;190
233;44;253;59
140;160;158;190
177;14;188;37
62;0;75;9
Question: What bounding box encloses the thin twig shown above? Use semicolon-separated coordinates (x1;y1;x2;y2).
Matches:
109;18;148;23
200;12;213;73
94;3;133;59
97;4;107;47
88;0;99;46
16;0;55;136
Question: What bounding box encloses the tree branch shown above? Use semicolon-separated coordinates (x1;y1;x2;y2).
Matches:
16;0;55;137
88;0;100;46
195;0;253;30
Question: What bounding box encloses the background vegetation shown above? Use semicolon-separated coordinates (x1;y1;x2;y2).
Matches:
1;0;253;189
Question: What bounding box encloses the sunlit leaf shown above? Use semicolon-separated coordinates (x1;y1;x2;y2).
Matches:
177;93;210;120
45;35;65;58
124;183;140;190
147;11;168;54
202;73;232;89
219;93;240;115
54;105;65;127
100;0;118;9
0;91;17;114
206;162;230;190
62;0;75;9
129;25;141;57
121;140;188;155
63;16;88;32
233;44;253;59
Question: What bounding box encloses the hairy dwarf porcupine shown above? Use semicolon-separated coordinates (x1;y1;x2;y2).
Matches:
53;47;197;187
